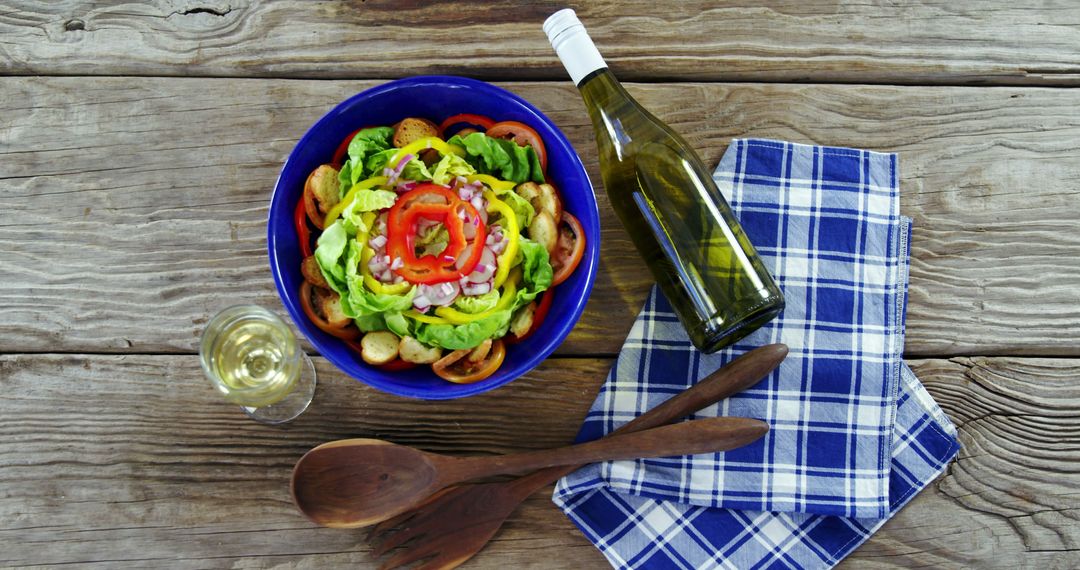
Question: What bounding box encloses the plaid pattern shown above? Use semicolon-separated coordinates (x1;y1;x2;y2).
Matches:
553;139;960;568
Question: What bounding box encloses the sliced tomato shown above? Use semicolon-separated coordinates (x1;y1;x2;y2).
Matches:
378;358;419;372
438;113;495;137
486;121;547;173
299;282;360;340
294;196;313;258
551;212;585;287
332;128;363;168
432;340;506;384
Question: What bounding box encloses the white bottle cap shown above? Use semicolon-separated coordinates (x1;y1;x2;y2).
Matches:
543;8;607;86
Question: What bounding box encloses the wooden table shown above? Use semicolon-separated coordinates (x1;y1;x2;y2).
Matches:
2;2;1078;568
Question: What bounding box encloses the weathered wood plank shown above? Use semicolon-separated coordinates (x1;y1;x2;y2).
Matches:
0;355;1075;567
3;1;1080;85
845;357;1080;567
1;77;1078;357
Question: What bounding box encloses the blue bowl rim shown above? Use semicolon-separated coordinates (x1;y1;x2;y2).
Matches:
267;75;600;400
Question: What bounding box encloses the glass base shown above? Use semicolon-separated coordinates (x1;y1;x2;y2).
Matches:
240;352;317;425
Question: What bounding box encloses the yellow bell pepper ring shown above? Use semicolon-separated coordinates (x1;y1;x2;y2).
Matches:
360;243;411;296
323;175;389;228
405;310;449;325
466;174;516;193
483;191;520;288
434;272;520;325
388;137;465;169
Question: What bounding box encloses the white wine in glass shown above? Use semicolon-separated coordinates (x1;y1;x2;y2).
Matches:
199;305;316;424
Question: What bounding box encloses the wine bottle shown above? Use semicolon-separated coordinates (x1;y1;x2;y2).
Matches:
544;9;784;353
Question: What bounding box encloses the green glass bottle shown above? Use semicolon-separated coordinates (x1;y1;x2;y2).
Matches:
544;9;784;353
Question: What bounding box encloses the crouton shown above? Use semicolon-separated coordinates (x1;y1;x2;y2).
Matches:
392;117;440;148
398;336;443;364
529;211;558;255
300;256;329;290
360;331;400;366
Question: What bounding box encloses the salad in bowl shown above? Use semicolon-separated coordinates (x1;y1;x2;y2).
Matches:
294;114;586;385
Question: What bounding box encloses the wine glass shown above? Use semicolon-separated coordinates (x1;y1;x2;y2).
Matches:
199;305;316;424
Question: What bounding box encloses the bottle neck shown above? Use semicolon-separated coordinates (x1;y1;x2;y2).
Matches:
545;9;607;86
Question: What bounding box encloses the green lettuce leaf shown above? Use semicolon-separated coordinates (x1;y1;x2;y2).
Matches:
446;132;544;184
314;221;349;295
341;127;395;189
414;310;513;350
365;148;397;176
342;239;415;319
452;290;500;314
402;157;434;181
412;242;552;350
352;188;397;212
498;190;535;228
431;153;476;186
384;312;411;337
516;237;554;302
415;223;449;257
354;313;387;333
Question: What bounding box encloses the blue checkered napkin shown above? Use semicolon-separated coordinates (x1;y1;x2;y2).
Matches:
552;139;961;568
554;364;960;570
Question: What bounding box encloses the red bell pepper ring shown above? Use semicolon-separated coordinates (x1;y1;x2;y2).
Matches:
294;196;313;258
438;113;495;137
386;184;487;284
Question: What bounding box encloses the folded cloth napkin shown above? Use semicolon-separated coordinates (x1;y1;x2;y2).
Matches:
554;139;961;569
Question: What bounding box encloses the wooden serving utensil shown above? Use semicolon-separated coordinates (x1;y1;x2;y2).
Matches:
367;343;788;570
291;416;769;529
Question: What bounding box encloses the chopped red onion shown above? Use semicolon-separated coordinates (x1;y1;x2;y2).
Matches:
467;248;497;283
453;244;473;270
369;235;387;249
418;281;459;306
413;294;431;312
390;256;404;271
386;153;415;185
369;256;388;273
470;195;484;212
462;281;492;296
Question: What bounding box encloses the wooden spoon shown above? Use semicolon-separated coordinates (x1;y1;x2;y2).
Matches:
291;415;769;528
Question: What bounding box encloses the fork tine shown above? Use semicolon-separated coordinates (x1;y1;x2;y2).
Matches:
367;486;460;541
366;509;417;542
377;539;441;570
370;520;427;557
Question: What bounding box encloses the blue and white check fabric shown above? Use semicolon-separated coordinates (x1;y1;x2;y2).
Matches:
553;139;960;569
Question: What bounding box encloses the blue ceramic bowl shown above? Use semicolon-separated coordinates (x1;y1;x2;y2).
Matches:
268;76;599;400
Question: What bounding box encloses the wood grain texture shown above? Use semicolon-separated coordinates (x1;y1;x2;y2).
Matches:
0;354;1075;568
1;77;1078;356
3;1;1080;85
844;357;1080;568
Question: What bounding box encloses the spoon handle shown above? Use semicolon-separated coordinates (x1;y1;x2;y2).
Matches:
442;416;769;484
502;343;787;498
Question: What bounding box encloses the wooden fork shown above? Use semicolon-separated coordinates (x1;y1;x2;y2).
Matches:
367;343;788;570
